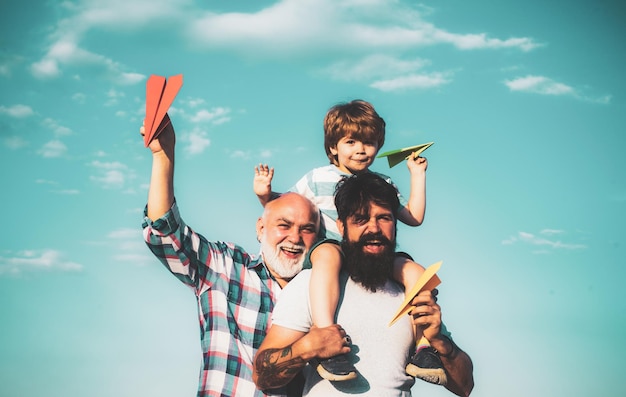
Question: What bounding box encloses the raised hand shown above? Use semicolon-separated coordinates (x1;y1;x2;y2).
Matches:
254;163;274;200
406;154;428;174
141;114;175;156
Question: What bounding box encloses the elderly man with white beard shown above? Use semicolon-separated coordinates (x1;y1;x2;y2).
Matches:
141;115;349;397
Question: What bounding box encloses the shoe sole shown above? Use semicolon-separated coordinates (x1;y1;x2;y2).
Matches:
316;365;358;382
405;364;447;385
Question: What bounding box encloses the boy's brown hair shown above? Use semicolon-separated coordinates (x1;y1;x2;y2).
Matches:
323;100;386;165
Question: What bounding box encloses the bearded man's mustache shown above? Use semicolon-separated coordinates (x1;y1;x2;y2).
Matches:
356;232;393;247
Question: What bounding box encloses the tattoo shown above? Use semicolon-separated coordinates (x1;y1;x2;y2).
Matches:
255;346;308;390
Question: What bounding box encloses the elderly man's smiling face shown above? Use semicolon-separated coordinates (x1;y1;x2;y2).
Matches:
256;193;319;284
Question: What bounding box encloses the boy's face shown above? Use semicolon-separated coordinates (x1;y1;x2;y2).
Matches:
330;136;379;174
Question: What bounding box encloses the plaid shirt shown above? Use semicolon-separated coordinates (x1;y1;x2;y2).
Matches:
143;202;293;397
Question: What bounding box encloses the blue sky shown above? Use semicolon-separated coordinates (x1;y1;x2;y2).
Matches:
1;1;625;396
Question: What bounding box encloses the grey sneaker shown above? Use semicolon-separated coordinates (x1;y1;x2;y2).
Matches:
313;354;358;381
406;347;447;385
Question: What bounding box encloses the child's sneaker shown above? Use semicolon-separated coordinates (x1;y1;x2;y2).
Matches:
405;347;447;385
313;354;357;381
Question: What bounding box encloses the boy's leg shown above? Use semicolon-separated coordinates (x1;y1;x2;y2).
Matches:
310;243;341;328
394;254;447;385
309;241;357;381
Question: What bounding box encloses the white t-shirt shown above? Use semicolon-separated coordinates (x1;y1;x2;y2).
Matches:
272;269;416;396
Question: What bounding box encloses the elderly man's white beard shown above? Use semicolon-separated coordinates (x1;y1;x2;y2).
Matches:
260;237;306;279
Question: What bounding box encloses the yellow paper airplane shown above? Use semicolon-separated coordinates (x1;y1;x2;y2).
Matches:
376;142;434;168
388;260;442;327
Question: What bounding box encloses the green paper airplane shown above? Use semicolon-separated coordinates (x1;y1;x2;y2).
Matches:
376;142;434;168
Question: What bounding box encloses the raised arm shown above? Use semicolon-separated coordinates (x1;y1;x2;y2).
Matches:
143;115;176;221
397;155;427;226
410;289;474;397
253;324;349;391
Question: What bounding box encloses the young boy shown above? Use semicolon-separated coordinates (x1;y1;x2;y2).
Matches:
253;100;446;386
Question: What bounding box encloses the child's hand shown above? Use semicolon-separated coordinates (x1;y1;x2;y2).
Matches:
406;154;428;174
254;163;274;198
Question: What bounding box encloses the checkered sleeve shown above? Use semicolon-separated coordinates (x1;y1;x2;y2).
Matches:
142;201;223;291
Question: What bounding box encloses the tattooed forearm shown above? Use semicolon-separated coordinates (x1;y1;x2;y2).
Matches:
255;346;308;390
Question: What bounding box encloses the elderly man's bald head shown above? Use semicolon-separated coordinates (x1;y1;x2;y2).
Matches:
256;193;320;286
264;193;318;222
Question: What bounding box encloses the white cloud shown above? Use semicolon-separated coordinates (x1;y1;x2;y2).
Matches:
187;0;539;56
0;54;24;77
321;54;452;92
504;75;611;104
184;98;206;108
230;150;249;159
370;72;451;92
433;31;539;52
4;136;28;150
36;179;59;185
72;92;87;103
0;104;35;118
323;54;429;81
38;140;68;158
593;95;612;105
189;107;232;125
540;229;564;236
31;37;146;84
77;0;189;28
183;128;211;155
31;0;537;84
89;160;134;189
119;72;145;85
35;179;79;195
28;0;183;82
0;249;83;275
107;227;153;264
502;230;587;252
31;58;61;79
105;88;126;106
505;75;574;96
42;118;73;136
54;189;81;195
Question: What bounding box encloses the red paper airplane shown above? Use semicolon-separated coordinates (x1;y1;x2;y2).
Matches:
144;74;183;147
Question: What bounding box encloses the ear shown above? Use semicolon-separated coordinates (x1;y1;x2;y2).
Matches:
329;145;338;156
336;219;344;237
256;217;264;242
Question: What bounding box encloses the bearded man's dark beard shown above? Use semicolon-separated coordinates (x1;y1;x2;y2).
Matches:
341;233;396;292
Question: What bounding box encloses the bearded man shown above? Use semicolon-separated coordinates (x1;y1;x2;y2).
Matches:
253;172;474;397
142;115;348;397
